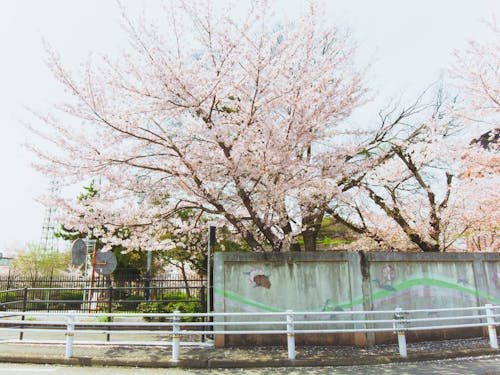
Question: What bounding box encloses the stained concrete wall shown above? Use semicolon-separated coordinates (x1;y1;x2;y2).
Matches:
214;251;499;346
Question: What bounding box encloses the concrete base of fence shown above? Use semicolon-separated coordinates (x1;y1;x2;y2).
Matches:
374;327;484;345
216;329;487;348
0;342;497;369
220;333;359;347
215;334;225;348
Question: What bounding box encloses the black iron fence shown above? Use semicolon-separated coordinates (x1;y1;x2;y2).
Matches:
0;272;205;290
0;285;206;314
0;273;207;314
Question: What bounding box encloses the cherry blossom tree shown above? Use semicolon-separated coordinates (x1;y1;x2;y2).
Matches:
325;20;500;253
450;19;499;123
31;0;367;252
329;90;498;252
449;19;499;252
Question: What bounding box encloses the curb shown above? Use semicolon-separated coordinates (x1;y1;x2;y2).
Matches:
0;347;497;368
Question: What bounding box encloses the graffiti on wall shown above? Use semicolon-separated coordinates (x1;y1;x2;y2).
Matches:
244;269;271;289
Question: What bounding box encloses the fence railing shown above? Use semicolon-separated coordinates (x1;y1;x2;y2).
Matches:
0;273;206;291
0;305;498;360
0;285;206;313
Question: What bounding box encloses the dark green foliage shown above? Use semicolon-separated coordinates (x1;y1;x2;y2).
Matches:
28;301;46;310
113;294;145;311
167;301;203;322
0;291;16;303
137;292;203;322
215;226;251;253
0;292;16;310
53;290;84;309
137;301;167;321
296;216;359;248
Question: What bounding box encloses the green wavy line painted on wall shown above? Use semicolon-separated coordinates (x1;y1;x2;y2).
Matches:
373;278;499;305
214;287;283;312
215;278;499;312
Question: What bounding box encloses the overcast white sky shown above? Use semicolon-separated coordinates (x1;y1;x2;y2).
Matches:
0;0;498;255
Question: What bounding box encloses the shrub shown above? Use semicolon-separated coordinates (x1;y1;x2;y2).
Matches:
53;290;84;310
113;294;145;311
27;301;46;311
165;301;203;322
137;301;167;321
159;292;190;301
0;292;16;303
98;315;111;323
0;292;17;311
137;292;204;322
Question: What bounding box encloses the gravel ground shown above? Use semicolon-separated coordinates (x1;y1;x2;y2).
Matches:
203;337;492;361
299;337;491;357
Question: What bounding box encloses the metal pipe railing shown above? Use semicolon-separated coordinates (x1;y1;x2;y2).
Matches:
0;304;498;360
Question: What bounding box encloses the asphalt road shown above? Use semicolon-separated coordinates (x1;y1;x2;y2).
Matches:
0;355;499;375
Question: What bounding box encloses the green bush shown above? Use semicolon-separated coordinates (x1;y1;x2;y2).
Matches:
0;292;17;310
137;301;168;321
0;292;16;303
166;301;203;322
137;292;204;322
27;301;46;311
159;292;190;301
53;290;84;310
113;294;145;311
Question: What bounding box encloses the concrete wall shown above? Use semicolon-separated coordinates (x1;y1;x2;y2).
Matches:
214;251;499;346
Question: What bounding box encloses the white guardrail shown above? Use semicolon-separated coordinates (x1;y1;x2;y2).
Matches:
0;304;498;360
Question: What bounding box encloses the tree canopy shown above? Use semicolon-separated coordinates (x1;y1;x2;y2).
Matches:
31;1;498;253
32;0;367;252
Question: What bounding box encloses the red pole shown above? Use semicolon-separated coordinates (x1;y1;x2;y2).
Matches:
89;246;98;312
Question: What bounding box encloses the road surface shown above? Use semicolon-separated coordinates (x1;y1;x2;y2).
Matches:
0;355;499;374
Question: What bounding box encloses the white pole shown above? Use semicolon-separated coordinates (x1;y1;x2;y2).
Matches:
172;310;181;360
65;311;75;359
485;304;498;349
395;307;407;357
286;310;296;360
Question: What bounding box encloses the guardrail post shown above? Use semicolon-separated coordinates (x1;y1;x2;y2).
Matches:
286;310;296;360
393;307;407;357
485;304;498;349
65;311;76;359
107;286;113;342
200;286;206;343
172;310;181;360
20;287;28;341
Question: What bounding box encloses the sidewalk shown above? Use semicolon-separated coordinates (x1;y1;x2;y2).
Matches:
0;337;497;368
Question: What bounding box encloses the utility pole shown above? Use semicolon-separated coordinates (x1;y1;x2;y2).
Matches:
206;226;216;313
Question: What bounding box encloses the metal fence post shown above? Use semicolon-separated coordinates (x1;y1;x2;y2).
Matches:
172;310;181;360
107;286;113;342
65;311;76;359
286;310;296;360
19;287;28;341
200;286;206;343
394;307;407;357
485;304;498;349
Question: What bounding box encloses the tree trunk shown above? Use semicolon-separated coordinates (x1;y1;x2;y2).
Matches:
180;264;191;298
302;210;324;252
302;230;318;252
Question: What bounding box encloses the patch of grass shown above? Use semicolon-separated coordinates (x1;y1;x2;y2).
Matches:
296;236;353;246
